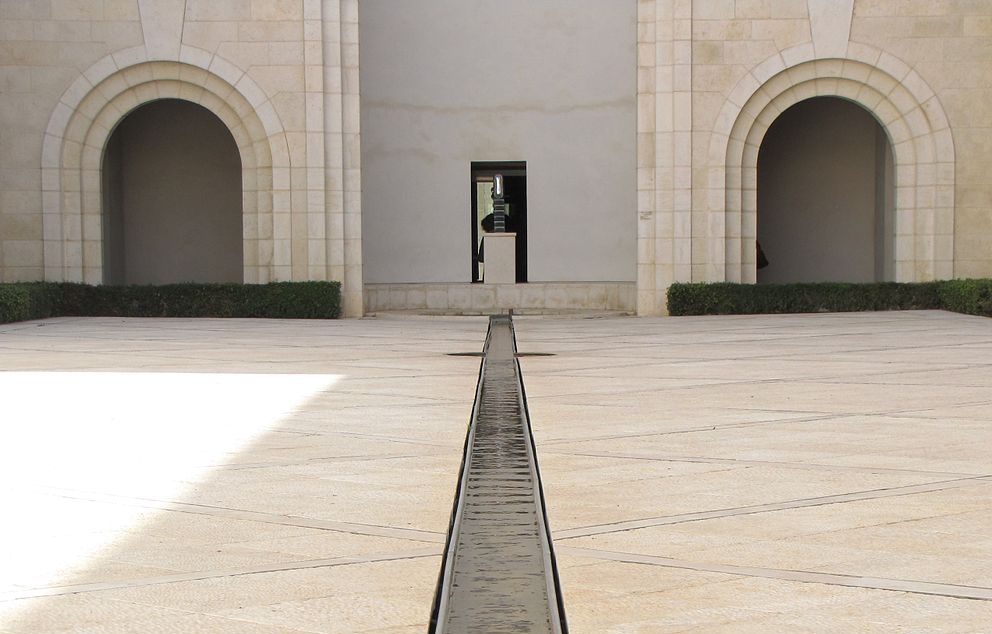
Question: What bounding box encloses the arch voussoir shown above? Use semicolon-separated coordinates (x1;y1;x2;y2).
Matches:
710;46;954;284
42;53;285;284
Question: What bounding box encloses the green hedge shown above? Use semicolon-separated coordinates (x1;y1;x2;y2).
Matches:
5;279;991;324
0;282;62;324
667;280;992;317
0;281;341;324
0;285;30;324
937;279;992;317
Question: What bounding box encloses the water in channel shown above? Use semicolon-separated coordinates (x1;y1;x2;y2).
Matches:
431;316;565;634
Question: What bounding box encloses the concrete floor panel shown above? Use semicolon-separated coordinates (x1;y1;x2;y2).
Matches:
2;311;991;632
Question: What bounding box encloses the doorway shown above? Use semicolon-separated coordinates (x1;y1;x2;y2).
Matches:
102;99;243;285
756;97;893;283
471;161;527;283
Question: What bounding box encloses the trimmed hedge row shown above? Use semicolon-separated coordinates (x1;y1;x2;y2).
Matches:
0;283;59;324
0;285;31;324
4;279;989;323
667;280;992;317
937;279;992;317
0;281;341;324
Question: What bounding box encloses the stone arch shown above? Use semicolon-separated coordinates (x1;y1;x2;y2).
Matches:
41;46;290;284
708;44;954;283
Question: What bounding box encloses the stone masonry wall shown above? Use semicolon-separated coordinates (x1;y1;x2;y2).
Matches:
1;1;990;317
849;1;992;278
1;0;143;281
637;0;990;314
0;0;362;316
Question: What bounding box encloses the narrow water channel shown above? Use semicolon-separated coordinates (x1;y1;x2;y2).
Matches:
430;316;566;634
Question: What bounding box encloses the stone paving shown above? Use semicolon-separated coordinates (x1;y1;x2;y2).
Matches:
1;311;991;633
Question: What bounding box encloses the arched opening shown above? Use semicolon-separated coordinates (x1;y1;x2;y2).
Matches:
756;97;894;284
102;99;243;285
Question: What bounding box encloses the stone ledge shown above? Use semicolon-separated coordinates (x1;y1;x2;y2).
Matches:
363;282;636;316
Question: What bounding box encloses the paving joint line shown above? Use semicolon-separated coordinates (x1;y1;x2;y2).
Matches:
537;402;992;447
215;452;433;471
548;450;988;479
558;546;992;601
1;548;442;602
29;486;447;543
537;413;843;445
555;476;992;539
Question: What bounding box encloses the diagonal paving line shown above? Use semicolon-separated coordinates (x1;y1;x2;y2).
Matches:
555;476;992;539
537;413;842;446
29;486;447;543
548;449;988;479
2;548;442;602
559;546;992;601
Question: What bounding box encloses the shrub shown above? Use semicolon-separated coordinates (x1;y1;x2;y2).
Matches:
61;283;242;318
0;281;341;323
0;283;64;324
0;285;30;324
938;279;992;317
668;281;945;316
239;281;342;318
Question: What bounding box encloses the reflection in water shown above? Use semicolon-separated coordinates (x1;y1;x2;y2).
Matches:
437;322;560;633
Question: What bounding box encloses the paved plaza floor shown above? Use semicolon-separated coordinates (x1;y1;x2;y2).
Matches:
1;310;990;633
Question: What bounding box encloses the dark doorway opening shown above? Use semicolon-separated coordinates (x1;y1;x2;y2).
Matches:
102;99;243;285
471;161;527;283
757;97;893;284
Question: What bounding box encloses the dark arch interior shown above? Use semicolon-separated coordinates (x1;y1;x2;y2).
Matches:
102;99;243;285
756;97;894;284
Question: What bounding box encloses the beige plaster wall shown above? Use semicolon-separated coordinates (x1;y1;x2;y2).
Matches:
358;0;637;285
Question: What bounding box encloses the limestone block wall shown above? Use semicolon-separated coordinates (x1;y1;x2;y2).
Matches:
364;282;636;315
0;0;144;282
2;1;992;318
0;0;362;316
636;0;986;315
849;2;992;279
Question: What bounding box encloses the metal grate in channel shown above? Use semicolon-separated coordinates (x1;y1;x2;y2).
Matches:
429;315;567;634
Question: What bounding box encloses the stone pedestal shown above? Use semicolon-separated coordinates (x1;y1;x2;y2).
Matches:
483;233;516;285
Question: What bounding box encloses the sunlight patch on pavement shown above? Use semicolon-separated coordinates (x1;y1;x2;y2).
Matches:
0;371;340;596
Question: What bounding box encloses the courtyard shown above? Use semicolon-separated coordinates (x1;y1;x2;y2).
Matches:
1;311;990;632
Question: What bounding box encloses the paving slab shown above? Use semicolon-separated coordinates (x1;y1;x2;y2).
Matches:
1;310;991;632
515;310;992;633
0;316;485;634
